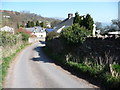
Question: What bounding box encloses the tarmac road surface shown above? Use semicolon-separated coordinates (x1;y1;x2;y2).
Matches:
3;42;98;88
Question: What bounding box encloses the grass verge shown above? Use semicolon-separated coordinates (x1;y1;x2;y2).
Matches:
0;43;30;89
42;46;120;90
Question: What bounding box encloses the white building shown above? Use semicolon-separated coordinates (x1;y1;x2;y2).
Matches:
25;26;46;38
3;15;10;18
53;13;74;33
92;24;96;37
46;22;51;28
32;32;46;38
27;27;46;43
46;23;51;28
0;26;14;34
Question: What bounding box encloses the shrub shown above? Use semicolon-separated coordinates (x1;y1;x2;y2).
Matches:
0;31;18;46
112;64;120;73
60;24;90;45
46;31;60;41
1;31;29;89
17;32;29;41
102;73;120;89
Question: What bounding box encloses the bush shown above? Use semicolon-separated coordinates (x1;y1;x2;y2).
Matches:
0;31;18;46
46;31;60;41
112;64;120;73
60;24;91;45
1;31;29;89
17;32;29;41
102;73;120;89
44;35;120;89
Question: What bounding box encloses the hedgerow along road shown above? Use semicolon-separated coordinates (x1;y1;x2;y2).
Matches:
3;42;98;88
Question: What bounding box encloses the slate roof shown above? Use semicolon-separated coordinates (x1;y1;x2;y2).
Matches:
25;26;42;33
54;17;74;32
0;26;14;33
45;28;54;33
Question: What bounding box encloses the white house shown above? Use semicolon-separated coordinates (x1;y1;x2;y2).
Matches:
3;15;10;18
46;22;51;28
53;13;74;33
32;29;46;38
56;25;65;33
25;26;46;38
0;26;14;34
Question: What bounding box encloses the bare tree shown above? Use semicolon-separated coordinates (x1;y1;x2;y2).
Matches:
95;22;102;29
112;19;120;29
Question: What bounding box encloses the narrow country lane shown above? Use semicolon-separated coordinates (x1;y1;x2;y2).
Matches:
3;42;98;88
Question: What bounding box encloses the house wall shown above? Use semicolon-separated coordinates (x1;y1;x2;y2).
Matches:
28;37;45;43
56;25;65;33
32;32;46;37
0;26;14;34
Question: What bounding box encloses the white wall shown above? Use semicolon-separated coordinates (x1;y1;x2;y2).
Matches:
32;32;46;38
28;37;45;43
57;25;65;33
0;26;14;34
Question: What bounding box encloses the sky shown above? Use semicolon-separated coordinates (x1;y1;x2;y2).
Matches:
1;0;119;23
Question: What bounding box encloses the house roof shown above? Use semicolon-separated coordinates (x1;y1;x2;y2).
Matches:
0;26;14;32
25;26;42;33
45;28;54;33
54;17;74;32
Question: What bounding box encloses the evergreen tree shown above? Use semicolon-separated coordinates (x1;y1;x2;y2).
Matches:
40;22;44;27
36;21;40;26
73;12;81;24
26;21;31;28
80;16;86;27
85;14;94;30
17;23;19;29
20;24;24;28
31;21;34;27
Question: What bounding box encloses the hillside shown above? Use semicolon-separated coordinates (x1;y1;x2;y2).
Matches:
0;10;61;29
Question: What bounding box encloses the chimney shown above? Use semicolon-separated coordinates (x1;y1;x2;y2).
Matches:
68;13;73;19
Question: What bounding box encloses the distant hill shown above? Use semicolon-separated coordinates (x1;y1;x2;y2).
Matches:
0;10;61;29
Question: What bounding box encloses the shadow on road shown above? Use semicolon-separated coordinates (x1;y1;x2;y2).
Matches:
30;42;53;63
39;41;46;44
30;42;103;89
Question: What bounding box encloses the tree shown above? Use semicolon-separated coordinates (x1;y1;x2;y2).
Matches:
31;21;34;27
84;14;94;30
20;24;24;28
40;22;44;27
36;20;40;26
95;22;102;30
112;19;120;29
74;12;94;31
26;21;31;28
61;24;90;45
73;12;81;24
17;23;19;29
80;16;86;27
